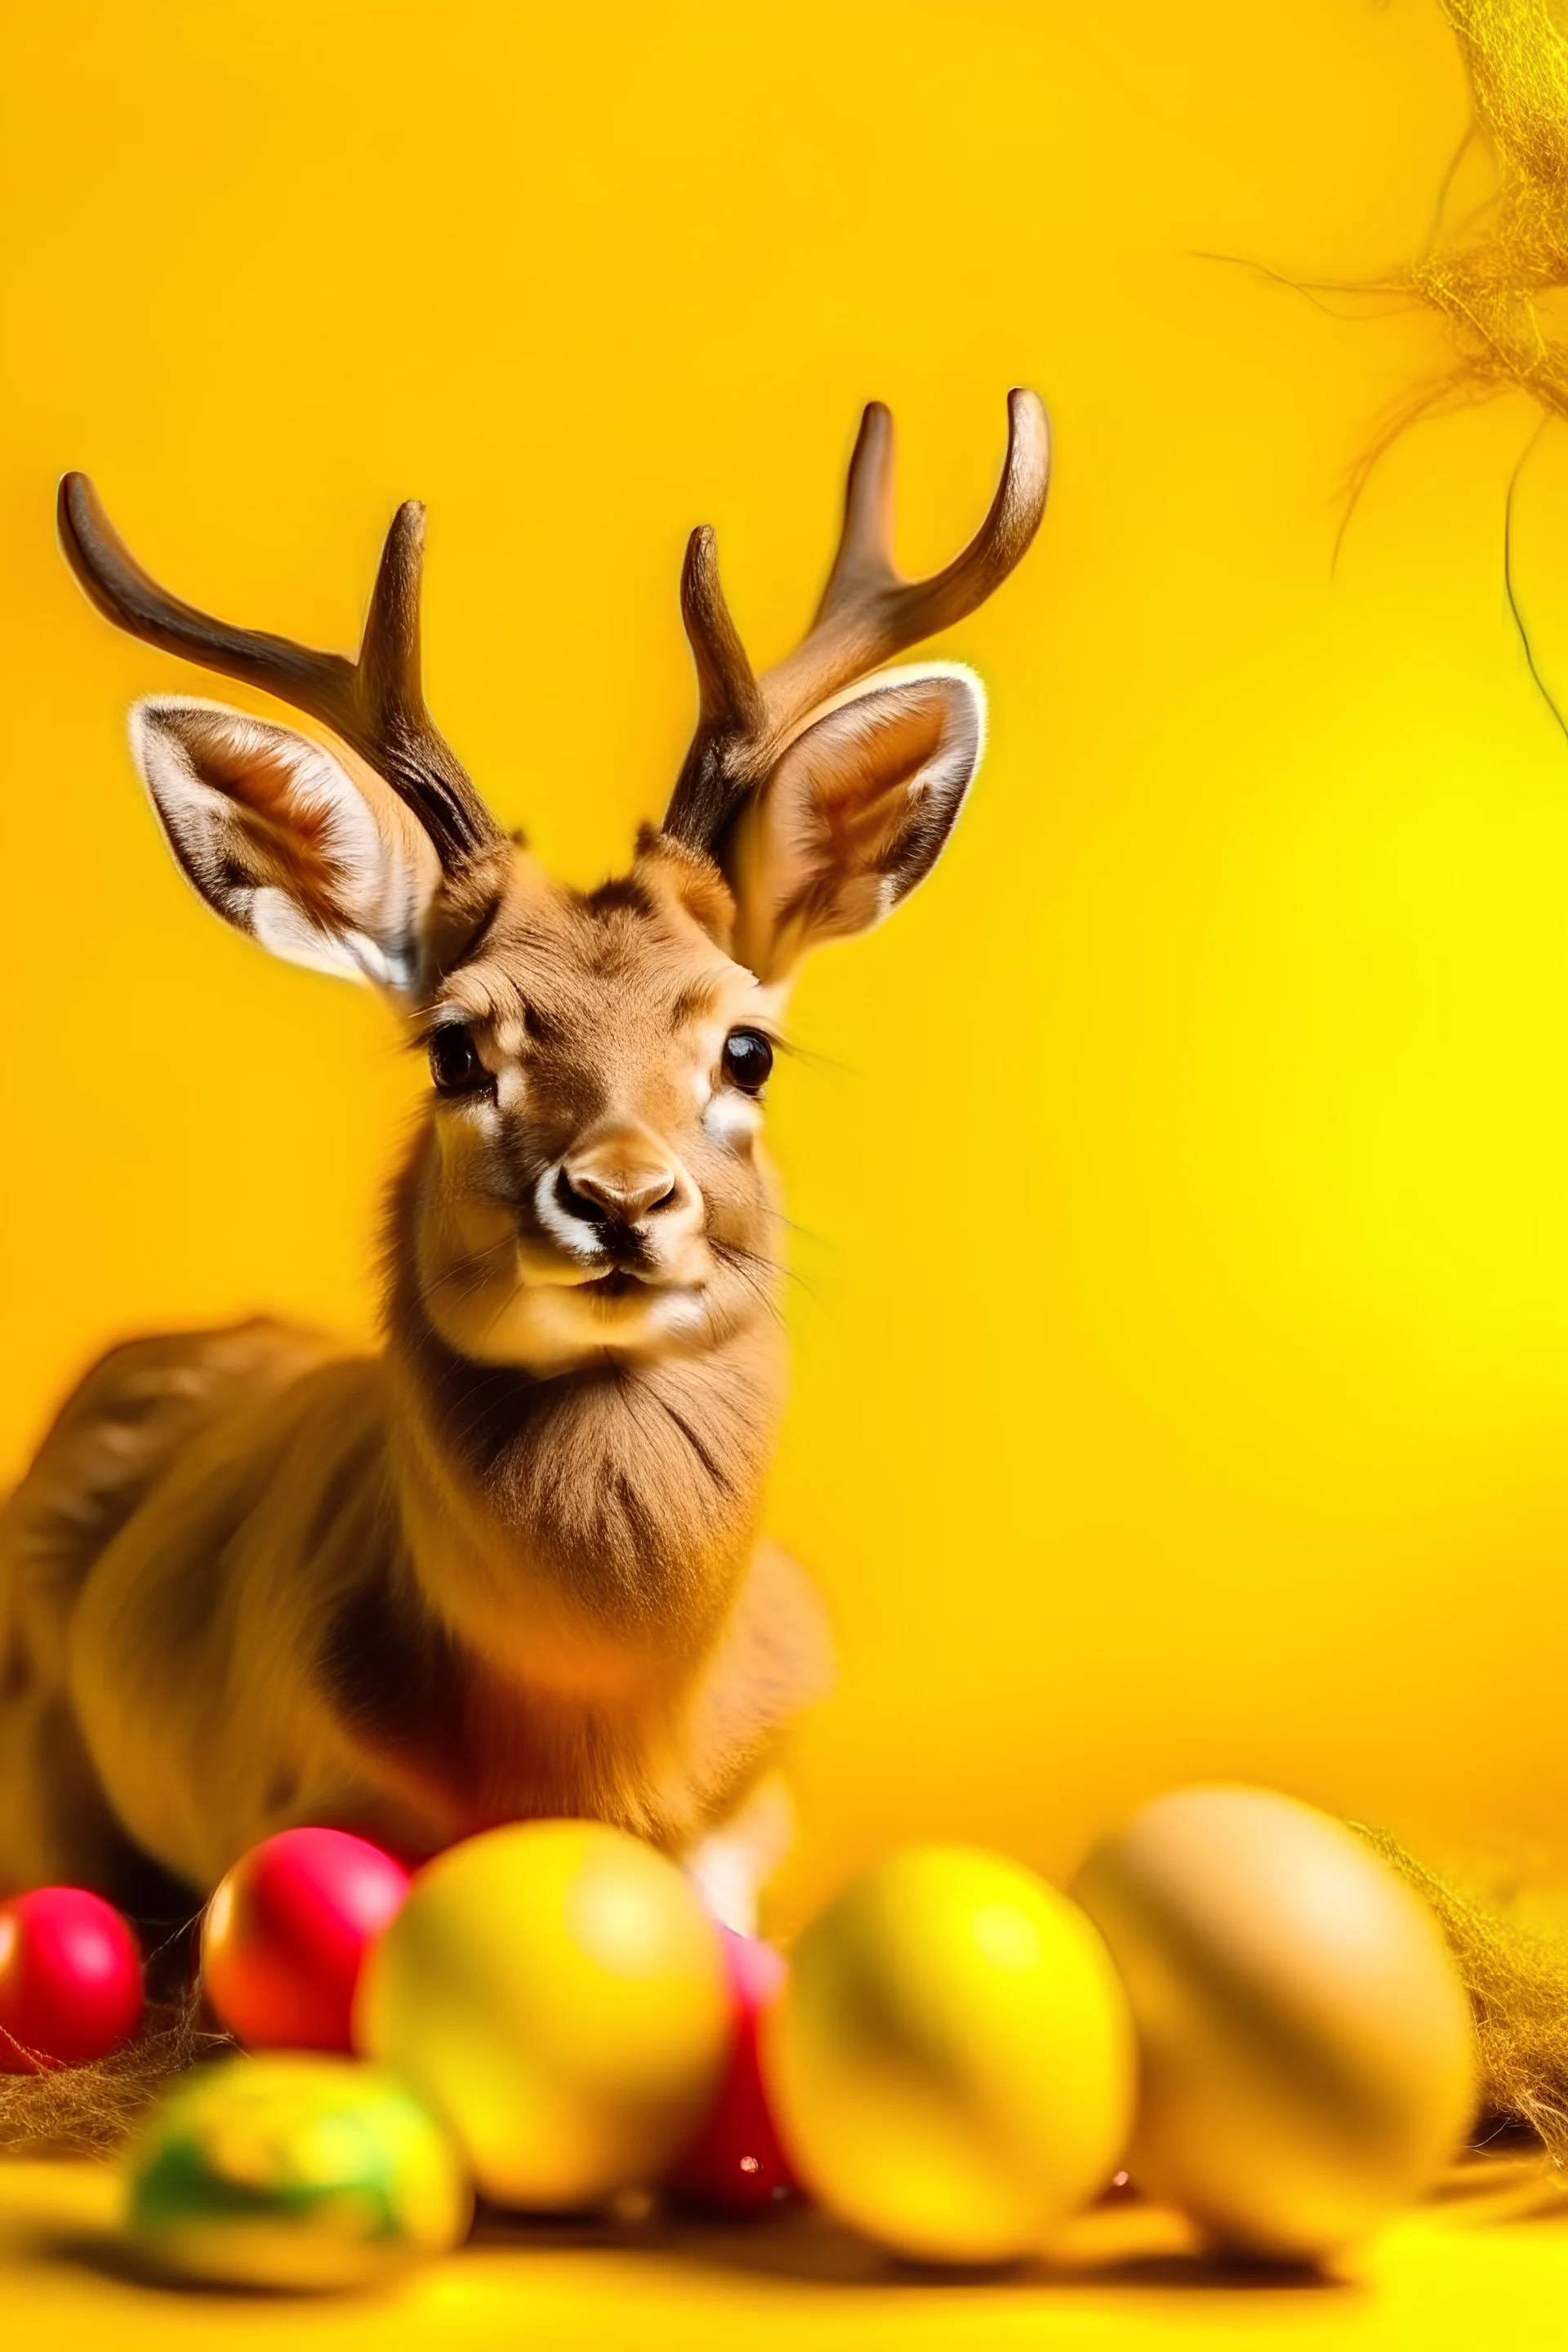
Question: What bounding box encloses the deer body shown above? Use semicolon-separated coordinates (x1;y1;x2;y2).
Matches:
0;394;1048;1912
23;1306;805;1894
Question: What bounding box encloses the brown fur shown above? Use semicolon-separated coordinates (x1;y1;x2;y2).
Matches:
0;850;830;1900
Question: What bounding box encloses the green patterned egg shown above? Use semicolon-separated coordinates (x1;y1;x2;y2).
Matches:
124;2052;472;2289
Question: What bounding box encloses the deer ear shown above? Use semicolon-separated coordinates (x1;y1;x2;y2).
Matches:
129;697;442;996
724;665;985;982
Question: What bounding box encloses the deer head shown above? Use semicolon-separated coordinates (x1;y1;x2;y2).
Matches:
59;395;1049;1383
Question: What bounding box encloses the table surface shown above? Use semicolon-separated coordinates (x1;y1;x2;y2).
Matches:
3;2156;1566;2351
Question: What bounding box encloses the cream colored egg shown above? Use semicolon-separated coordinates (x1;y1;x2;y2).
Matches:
1071;1785;1475;2261
764;1845;1134;2264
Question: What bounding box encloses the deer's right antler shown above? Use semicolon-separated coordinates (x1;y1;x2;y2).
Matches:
58;476;504;874
663;388;1050;853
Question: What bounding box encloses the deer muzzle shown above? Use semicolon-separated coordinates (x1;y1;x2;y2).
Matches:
539;1122;702;1272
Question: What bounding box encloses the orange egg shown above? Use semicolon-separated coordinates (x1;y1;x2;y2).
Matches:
1072;1786;1477;2261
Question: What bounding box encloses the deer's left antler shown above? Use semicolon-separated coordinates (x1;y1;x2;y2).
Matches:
663;388;1050;851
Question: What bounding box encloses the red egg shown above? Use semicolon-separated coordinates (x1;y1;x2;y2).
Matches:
666;1928;800;2214
0;1886;144;2071
203;1828;410;2051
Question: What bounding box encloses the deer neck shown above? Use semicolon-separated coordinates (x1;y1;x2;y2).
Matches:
381;1150;786;1717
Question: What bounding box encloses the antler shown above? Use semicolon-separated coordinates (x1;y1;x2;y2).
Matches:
57;475;504;871
663;388;1050;851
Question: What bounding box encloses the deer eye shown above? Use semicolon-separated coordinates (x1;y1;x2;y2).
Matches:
429;1023;490;1098
721;1028;773;1095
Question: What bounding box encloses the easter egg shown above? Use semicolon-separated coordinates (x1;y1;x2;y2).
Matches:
666;1929;800;2214
354;1820;732;2210
1071;1785;1477;2262
203;1828;410;2051
0;1886;143;2070
763;1846;1134;2264
125;2051;471;2289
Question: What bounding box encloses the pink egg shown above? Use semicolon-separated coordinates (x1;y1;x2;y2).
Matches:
203;1828;410;2051
666;1928;800;2215
0;1886;144;2070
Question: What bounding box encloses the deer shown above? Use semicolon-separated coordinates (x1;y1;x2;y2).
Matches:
0;393;1049;1935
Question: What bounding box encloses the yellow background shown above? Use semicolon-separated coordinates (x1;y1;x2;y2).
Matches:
6;0;1568;1939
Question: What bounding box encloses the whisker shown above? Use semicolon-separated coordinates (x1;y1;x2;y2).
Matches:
424;1237;515;1301
715;1238;808;1292
771;1037;853;1078
421;1254;519;1320
771;1212;833;1250
710;1241;793;1325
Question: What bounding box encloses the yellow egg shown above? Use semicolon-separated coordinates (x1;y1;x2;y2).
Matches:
1071;1785;1477;2262
763;1845;1134;2264
123;2052;471;2290
353;1819;730;2210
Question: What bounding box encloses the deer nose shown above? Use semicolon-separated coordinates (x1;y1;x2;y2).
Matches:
556;1134;680;1227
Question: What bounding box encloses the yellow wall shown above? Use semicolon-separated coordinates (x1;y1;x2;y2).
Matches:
5;0;1568;1927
